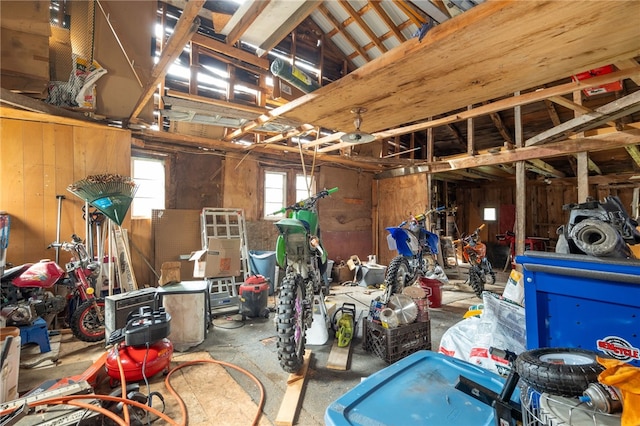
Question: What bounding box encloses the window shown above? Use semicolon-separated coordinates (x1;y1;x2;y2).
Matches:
264;171;286;218
131;157;165;218
483;207;497;221
296;174;314;202
264;171;315;219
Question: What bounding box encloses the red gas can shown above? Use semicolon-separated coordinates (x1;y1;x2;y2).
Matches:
239;275;270;320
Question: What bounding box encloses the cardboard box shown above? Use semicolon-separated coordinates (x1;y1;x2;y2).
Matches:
159;261;181;286
190;238;241;278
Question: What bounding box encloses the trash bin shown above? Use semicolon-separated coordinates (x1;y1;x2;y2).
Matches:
249;250;277;295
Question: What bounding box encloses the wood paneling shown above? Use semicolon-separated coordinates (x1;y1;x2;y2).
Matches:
0;116;131;266
376;174;428;266
319;166;374;262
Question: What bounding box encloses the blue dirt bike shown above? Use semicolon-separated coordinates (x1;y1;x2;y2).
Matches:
385;209;447;297
273;187;338;373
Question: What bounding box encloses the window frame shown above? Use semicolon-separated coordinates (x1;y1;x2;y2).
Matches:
130;155;166;219
263;169;316;220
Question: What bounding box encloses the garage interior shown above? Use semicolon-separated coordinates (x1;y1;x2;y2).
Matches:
1;0;640;425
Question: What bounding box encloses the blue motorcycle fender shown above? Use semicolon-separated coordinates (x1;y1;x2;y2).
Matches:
386;227;415;257
422;230;440;255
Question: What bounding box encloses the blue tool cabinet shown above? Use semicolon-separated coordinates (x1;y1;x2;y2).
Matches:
516;251;640;366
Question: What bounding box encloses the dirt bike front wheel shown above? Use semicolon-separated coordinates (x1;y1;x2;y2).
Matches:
276;274;306;373
385;256;414;295
70;298;105;342
468;269;485;298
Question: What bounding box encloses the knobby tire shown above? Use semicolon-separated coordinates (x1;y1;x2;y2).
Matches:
276;275;306;373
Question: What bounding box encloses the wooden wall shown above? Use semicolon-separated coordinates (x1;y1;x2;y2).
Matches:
223;157;375;263
375;174;429;266
0;113;131;267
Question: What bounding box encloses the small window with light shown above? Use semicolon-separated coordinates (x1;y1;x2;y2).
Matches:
264;171;286;219
484;207;497;221
131;157;165;218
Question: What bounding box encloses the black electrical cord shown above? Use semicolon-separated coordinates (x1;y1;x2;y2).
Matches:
142;342;151;426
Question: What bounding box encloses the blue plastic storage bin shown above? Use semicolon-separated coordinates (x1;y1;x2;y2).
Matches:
516;251;640;366
325;350;521;426
248;250;277;295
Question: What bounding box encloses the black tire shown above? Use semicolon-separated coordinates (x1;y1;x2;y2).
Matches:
485;271;496;285
276;274;306;373
468;268;485;297
385;256;414;295
70;298;105;342
515;347;604;397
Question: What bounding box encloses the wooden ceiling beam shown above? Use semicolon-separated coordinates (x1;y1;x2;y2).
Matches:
275;2;640;137
527;90;640;146
129;0;204;122
258;2;322;55
376;129;640;179
625;145;640;168
391;0;425;26
339;1;387;53
225;0;269;46
191;33;269;70
369;0;407;42
526;159;566;178
317;67;640;152
441;130;640;172
318;4;372;62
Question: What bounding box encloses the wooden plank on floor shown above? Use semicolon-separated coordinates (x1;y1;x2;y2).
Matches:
275;349;312;426
326;339;352;371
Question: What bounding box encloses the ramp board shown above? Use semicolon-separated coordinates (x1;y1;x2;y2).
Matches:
326;339;352;371
275;350;311;426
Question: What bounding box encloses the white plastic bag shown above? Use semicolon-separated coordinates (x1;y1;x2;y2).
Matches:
502;269;525;306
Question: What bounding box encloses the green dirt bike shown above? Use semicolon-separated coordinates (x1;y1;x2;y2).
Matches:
273;187;338;373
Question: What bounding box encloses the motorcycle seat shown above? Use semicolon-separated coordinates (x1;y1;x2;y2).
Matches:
1;263;33;282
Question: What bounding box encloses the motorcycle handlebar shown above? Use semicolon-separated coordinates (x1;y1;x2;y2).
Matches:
271;187;338;215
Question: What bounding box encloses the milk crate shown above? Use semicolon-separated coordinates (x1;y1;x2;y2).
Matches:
363;320;431;363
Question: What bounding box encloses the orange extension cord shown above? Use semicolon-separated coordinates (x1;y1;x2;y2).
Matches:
1;352;266;426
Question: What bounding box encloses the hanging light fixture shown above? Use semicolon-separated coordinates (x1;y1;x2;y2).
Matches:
340;107;375;144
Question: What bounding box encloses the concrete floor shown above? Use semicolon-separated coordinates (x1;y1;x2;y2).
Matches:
201;268;509;425
13;267;509;425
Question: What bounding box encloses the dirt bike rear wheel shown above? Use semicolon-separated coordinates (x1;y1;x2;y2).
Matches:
468;269;485;298
70;298;105;342
276;274;306;373
385;256;413;295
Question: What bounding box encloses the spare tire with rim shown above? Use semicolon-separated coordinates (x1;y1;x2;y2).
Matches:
514;347;604;397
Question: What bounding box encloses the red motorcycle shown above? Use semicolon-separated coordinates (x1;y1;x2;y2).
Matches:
1;260;67;326
454;224;496;297
54;234;106;342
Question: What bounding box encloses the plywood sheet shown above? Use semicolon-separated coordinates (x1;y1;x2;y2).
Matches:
152;209;201;280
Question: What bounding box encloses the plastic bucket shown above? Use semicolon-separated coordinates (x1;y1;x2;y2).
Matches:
419;278;443;309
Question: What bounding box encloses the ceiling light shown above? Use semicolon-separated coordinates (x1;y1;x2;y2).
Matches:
340;107;375;144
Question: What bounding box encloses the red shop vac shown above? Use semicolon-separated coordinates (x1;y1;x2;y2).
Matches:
105;306;173;385
238;275;271;320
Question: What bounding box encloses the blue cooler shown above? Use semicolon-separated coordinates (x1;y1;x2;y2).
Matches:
325;350;521;425
517;251;640;366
